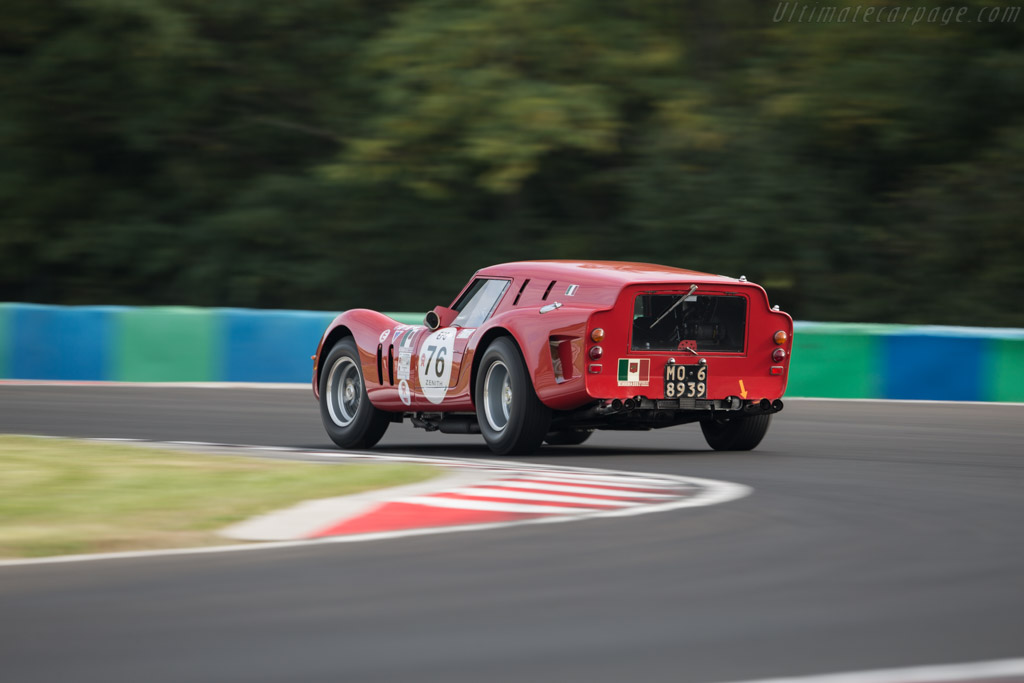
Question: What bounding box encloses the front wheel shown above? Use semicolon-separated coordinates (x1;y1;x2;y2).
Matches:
319;338;390;449
700;414;771;451
475;337;551;455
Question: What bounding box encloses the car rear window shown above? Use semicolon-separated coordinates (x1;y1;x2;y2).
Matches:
631;293;746;352
453;278;510;327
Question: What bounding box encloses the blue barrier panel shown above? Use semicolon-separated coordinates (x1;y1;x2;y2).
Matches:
882;334;985;401
223;309;337;383
0;304;10;378
9;304;111;380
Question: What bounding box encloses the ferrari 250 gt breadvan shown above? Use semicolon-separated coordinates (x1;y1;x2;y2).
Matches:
312;260;793;455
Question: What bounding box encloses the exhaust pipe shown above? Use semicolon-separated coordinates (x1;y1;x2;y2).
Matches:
743;398;776;415
591;399;624;417
740;398;785;415
580;398;633;421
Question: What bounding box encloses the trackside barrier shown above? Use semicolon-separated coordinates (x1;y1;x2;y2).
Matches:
0;303;1022;402
788;322;1024;402
0;304;11;379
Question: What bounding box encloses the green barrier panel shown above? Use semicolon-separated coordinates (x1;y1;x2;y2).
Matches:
114;307;218;382
788;324;883;398
990;338;1024;402
0;303;10;378
386;312;424;325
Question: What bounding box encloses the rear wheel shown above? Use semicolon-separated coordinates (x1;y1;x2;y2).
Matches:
700;414;771;451
475;337;551;455
319;338;390;449
544;429;593;446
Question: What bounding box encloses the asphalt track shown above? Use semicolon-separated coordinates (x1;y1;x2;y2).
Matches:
1;385;1022;683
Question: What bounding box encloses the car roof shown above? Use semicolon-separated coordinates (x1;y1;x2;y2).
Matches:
475;260;741;287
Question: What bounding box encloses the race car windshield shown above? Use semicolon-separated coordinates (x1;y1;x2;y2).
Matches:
631;293;746;352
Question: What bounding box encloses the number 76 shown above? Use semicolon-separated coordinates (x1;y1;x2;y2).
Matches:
423;345;447;375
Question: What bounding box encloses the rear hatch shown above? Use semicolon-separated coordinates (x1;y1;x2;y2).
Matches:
631;290;747;354
585;282;791;403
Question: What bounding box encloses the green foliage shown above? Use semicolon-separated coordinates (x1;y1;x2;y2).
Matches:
0;0;1022;324
326;0;680;195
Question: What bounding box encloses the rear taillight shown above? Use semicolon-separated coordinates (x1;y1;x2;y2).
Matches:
774;330;788;345
589;346;604;360
591;328;605;342
772;348;786;362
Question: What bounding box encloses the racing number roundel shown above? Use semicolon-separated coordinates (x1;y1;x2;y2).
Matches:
418;328;456;404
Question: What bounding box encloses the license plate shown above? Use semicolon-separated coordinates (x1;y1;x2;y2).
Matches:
664;364;708;399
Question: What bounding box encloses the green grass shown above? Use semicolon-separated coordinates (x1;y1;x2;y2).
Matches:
0;436;438;558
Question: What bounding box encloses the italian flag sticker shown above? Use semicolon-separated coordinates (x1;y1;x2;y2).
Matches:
617;358;650;386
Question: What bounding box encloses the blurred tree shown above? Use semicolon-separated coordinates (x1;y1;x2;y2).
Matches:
886;123;1024;325
0;0;398;307
325;0;683;197
0;0;1021;323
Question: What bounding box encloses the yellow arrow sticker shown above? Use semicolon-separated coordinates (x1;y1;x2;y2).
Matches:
739;380;748;399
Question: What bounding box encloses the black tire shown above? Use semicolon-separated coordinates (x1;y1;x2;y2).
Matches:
319;338;390;449
700;413;772;451
475;336;551;455
544;429;593;446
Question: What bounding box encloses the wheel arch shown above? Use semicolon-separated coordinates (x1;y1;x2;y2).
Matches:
316;324;353;390
470;310;592;411
470;327;522;405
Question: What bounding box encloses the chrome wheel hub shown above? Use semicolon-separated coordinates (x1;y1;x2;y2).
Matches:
327;356;361;427
483;361;512;432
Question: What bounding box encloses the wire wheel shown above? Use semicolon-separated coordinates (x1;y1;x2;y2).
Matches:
474;337;551;455
318;338;390;449
482;360;512;432
326;356;361;427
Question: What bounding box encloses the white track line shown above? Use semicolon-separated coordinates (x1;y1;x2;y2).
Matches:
398;497;604;514
713;656;1024;683
434;487;638;507
484;481;678;497
487;472;689;487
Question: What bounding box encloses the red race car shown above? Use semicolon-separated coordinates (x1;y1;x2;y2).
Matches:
312;260;793;455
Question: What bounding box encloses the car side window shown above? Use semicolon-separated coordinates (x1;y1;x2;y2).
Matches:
452;279;510;327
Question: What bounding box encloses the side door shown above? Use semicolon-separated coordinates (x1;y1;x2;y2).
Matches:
412;278;511;406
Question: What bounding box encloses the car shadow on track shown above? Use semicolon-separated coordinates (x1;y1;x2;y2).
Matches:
293;442;716;460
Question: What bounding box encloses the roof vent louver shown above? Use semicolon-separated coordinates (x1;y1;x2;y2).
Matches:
513;279;530;306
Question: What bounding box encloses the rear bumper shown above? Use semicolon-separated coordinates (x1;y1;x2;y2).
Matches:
553;396;783;431
633;396;783;413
